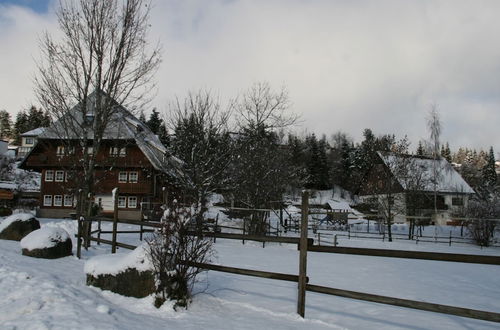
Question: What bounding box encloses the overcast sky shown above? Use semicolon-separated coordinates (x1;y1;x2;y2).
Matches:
1;0;499;152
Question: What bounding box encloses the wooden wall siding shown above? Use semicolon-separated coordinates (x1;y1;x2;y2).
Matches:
25;141;152;169
41;169;154;195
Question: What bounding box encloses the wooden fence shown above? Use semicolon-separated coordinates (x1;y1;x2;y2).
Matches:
75;191;500;325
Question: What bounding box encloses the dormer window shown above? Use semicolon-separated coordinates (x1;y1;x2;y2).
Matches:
85;113;95;125
56;146;65;156
25;137;34;146
110;146;126;157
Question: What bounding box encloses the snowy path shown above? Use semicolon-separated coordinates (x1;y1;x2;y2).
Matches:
1;219;500;329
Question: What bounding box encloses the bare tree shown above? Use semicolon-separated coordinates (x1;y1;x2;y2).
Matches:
146;202;213;308
34;0;161;218
228;82;298;234
167;91;233;233
426;104;442;221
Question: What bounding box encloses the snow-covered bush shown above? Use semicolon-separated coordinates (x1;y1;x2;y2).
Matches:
146;203;213;309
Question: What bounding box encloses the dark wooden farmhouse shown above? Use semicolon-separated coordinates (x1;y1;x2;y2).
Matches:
20;92;184;220
358;151;474;225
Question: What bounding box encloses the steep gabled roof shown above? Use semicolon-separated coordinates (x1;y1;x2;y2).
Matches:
377;151;474;194
23;91;184;178
20;127;46;137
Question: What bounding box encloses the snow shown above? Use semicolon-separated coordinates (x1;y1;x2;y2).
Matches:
378;152;475;194
0;217;499;329
20;227;70;250
0;212;35;233
84;244;152;276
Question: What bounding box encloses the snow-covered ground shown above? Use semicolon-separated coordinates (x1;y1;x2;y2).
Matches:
1;217;500;329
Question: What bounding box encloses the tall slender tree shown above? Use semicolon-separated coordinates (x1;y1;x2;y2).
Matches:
33;0;161;218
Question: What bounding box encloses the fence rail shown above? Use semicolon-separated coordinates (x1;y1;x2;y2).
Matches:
75;191;500;325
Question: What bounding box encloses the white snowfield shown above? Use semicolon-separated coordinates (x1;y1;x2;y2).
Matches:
0;212;35;233
1;218;500;329
20;227;70;250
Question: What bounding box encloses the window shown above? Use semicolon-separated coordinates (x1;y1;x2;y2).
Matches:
128;171;138;183
56;146;65;156
45;170;54;182
55;170;65;182
87;146;93;155
110;147;126;157
43;195;52;206
128;196;137;208
25;137;34;145
64;195;73;207
54;195;62;206
452;197;464;206
118;172;128;183
118;196;127;208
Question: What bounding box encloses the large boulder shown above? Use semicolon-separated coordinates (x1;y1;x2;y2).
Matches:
21;227;73;259
85;245;155;298
0;213;40;241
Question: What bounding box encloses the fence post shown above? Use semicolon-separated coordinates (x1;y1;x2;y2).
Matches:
242;218;246;245
317;232;321;246
112;188;119;254
449;230;452;246
297;190;309;318
334;234;338;247
97;218;101;245
76;216;82;259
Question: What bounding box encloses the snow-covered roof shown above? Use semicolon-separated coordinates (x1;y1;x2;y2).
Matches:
20;127;46;137
28;90;184;178
377;151;474;194
326;200;352;212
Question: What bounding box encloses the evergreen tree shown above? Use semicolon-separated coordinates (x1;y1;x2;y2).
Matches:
139;110;147;124
157;123;169;147
13;111;29;144
443;142;452;162
0;110;13;139
416;141;424;156
482;146;497;188
317;136;330;189
146;108;162;134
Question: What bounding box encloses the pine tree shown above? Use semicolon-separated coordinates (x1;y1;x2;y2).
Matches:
317;136;330;189
416;141;425;156
0;110;12;139
482;146;497;188
443;142;452;162
157;123;169;147
146;108;162;134
139;110;147;124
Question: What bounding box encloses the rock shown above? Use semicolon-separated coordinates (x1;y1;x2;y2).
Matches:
21;227;73;259
0;213;40;241
84;245;155;298
86;268;155;298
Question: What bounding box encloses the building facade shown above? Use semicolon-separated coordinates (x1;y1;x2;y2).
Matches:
20;92;183;220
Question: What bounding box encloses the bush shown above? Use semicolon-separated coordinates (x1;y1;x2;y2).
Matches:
146;202;213;309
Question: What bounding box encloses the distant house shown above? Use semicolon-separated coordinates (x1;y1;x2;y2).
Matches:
0;140;8;156
20;91;184;220
18;127;46;159
358;151;474;225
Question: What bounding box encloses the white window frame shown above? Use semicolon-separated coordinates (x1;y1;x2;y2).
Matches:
118;196;127;208
25;137;34;145
45;170;54;182
128;196;137;208
128;171;138;183
56;146;65;156
118;171;128;183
55;170;65;182
119;147;126;157
87;146;93;155
64;195;73;207
53;195;63;207
43;195;52;206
